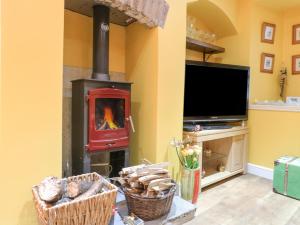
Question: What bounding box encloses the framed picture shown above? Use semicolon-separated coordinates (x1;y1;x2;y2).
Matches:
292;55;300;74
260;53;275;73
292;24;300;44
261;22;276;44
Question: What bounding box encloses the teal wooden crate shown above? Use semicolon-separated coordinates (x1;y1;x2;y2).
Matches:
273;156;300;200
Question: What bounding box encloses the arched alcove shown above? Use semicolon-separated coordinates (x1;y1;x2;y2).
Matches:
187;0;238;38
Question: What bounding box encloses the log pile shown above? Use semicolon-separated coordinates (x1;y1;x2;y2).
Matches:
94;0;170;28
37;176;103;207
118;163;176;198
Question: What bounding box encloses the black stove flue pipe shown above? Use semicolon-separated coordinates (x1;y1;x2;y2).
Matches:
92;5;110;80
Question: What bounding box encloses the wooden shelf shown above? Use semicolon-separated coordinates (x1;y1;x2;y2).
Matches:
186;37;225;55
203;152;226;163
202;169;244;188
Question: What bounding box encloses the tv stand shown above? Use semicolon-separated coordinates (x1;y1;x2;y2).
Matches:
183;126;248;192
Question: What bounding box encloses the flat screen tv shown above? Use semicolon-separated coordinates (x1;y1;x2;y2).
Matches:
184;61;250;122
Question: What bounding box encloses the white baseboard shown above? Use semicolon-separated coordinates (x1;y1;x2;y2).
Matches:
247;163;273;180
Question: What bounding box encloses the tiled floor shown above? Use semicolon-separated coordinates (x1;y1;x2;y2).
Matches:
185;174;300;225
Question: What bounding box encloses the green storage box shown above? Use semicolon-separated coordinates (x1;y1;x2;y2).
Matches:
273;156;300;200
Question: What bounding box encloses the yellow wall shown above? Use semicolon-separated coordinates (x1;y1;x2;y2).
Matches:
282;7;300;97
247;3;300;169
209;0;238;30
126;24;158;164
0;1;64;224
156;0;186;176
248;110;300;168
249;3;283;102
126;0;186;172
216;0;252;66
125;1;186;180
64;10;126;73
0;0;2;161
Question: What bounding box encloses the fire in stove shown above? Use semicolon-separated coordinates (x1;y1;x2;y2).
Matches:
103;107;118;129
95;98;125;130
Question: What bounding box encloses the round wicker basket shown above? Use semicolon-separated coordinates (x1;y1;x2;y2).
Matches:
124;186;176;221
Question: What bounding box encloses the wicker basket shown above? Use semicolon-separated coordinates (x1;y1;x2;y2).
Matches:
124;186;176;221
32;173;117;225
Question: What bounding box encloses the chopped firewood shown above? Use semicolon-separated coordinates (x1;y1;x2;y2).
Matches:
74;180;103;201
141;189;157;198
122;164;146;175
114;177;126;186
138;175;161;183
150;182;175;192
129;181;143;189
136;162;169;173
67;181;93;198
147;178;172;189
146;190;157;198
126;188;144;194
159;182;176;190
136;168;168;176
119;162;174;199
38;177;62;203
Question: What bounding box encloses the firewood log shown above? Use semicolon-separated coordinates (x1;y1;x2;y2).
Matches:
129;181;143;189
136;168;168;176
141;189;156;198
138;175;161;184
147;178;172;189
126;187;144;194
159;182;175;190
150;182;175;192
67;181;93;198
38;177;62;203
122;164;146;175
74;180;103;201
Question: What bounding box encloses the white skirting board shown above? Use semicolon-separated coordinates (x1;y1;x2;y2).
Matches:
247;163;274;180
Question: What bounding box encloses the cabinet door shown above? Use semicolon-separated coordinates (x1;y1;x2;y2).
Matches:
230;135;244;172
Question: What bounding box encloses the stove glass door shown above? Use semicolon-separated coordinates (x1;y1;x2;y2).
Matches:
95;98;125;130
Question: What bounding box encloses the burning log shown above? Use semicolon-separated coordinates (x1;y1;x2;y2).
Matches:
99;121;107;130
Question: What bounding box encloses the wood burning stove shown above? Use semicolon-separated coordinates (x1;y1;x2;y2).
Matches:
72;79;132;177
88;88;130;151
71;4;133;177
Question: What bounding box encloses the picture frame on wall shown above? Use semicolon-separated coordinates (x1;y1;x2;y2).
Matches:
261;22;276;44
260;53;275;73
292;55;300;75
292;24;300;45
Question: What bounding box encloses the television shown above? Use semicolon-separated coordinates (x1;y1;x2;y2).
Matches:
184;61;250;122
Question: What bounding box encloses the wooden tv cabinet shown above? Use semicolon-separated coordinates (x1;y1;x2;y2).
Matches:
183;126;248;192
